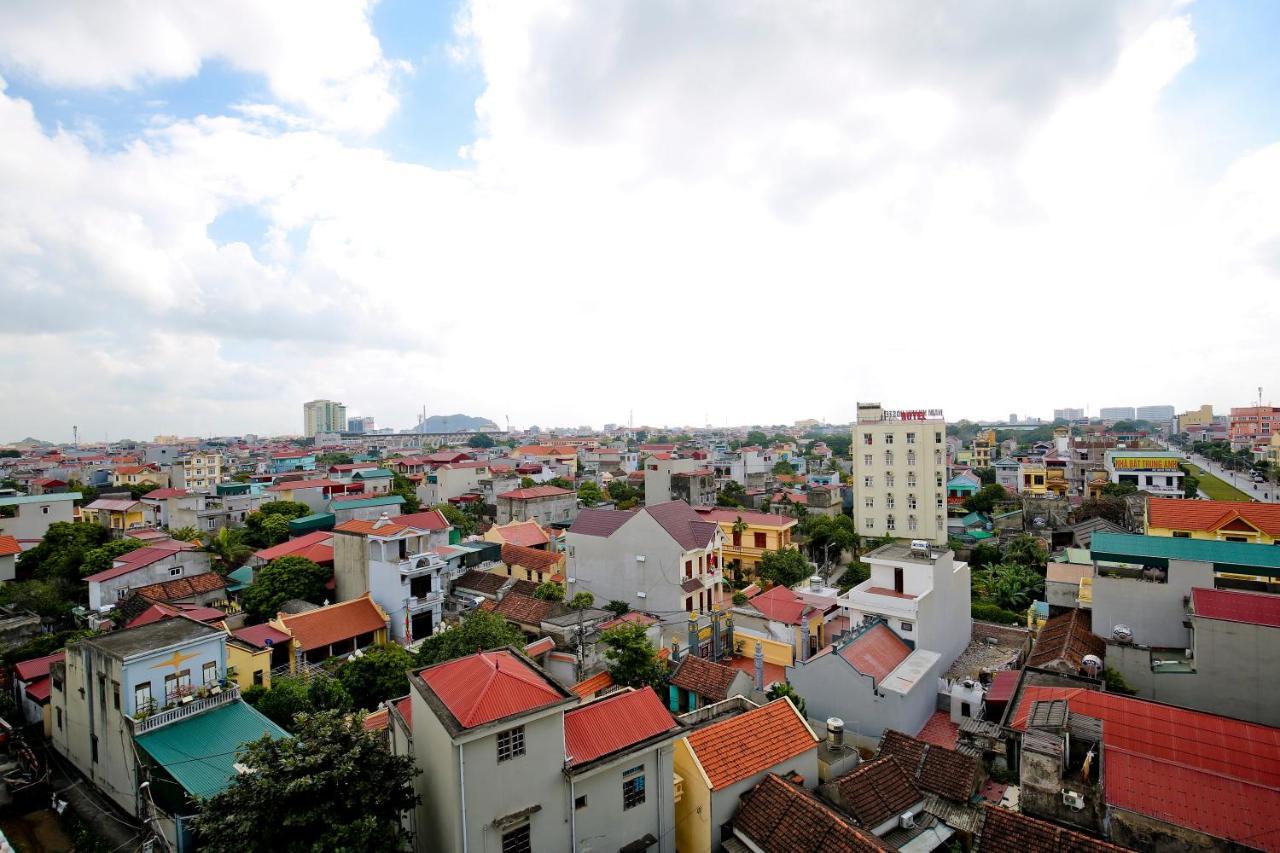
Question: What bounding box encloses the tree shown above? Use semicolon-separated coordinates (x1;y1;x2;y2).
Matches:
757;547;811;590
1075;496;1127;526
17;521;109;585
244;507;304;547
337;643;415;711
968;543;1001;570
260;501;311;520
577;481;604;507
972;563;1044;612
975;467;996;486
169;526;199;542
261;515;291;547
533;581;564;601
1004;535;1047;568
519;476;536;489
0;579;77;620
125;481;161;500
546;477;574;490
432;503;476;537
746;430;768;446
80;538;146;578
317;452;354;466
191;710;418;853
717;480;746;507
244;674;352;730
599;623;667;689
569;591;595;610
767;682;806;716
1101;482;1137;497
391;473;421;513
467;433;495;448
241;556;330;623
202;527;252;573
414;610;524;668
963;484;1008;514
771;459;796;475
604;600;631;618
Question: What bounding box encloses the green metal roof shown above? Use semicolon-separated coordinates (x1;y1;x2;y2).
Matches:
330;495;404;509
134;700;289;800
225;565;254;592
965;530;994;541
352;468;392;479
960;511;989;528
0;492;82;506
288;512;335;534
1090;532;1280;575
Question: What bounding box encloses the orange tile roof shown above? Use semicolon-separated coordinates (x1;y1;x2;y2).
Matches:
684;698;818;790
253;531;334;563
277;595;386;652
1148;496;1280;536
333;518;411;537
571;670;614;697
838;623;911;681
500;543;562;574
0;535;21;557
488;520;551;548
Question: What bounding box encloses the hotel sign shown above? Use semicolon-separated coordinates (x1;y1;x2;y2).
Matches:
1112;456;1179;470
881;409;944;422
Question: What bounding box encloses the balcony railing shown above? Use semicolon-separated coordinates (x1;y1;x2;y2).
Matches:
130;684;240;734
406;590;445;610
398;553;446;576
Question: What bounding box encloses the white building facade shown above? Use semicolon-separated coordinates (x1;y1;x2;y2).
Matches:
851;404;948;545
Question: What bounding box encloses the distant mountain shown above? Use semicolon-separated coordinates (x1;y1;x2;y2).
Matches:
414;414;499;433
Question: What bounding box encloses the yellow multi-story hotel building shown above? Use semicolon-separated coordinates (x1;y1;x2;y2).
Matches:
852;403;947;544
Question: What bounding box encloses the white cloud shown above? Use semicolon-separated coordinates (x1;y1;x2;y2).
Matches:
0;2;1278;440
0;0;401;133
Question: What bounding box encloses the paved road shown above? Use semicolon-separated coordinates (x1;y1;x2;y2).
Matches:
1166;445;1278;504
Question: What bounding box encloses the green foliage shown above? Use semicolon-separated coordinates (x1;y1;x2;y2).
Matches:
66;479;98;505
757;547;811;590
968;543;1002;569
599;623;667;689
244;506;305;547
975;467;996;485
391;473;421;513
467;433;496;448
771;459;796;475
0;579;77;620
124;481;161;500
533;581;564;601
1101;482;1137;497
798;514;859;564
1004;535;1047;567
606;479;641;510
241;556;330;623
519;476;536;489
80;538;146;578
260;501;311;519
244;674;352;730
716;480;746;507
169;526;199;542
971;602;1024;625
746;431;768;446
1103;667;1137;695
972;562;1044;612
337;643;415;711
546;477;574;490
317;452;354;466
605;600;631;618
963;484;1009;514
766;682;806;716
0;450;17;458
191;710;418;853
822;434;851;458
836;561;870;594
432;502;478;537
17;521;110;585
577;480;604;507
0;627;93;666
202;526;252;573
1180;469;1200;499
414;610;524;668
732;592;749;606
569;591;595;610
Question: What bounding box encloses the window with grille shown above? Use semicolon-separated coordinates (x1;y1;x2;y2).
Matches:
623;765;646;810
886;515;896;531
885;473;894;488
907;473;916;487
886;494;895;509
498;726;525;762
885;434;894;445
907;494;917;509
906;432;916;444
501;823;531;853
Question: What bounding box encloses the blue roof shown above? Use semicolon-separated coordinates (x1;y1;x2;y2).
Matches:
1090;532;1280;575
134;700;290;799
0;492;82;506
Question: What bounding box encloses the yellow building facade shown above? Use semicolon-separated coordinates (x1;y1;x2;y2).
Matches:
697;508;796;579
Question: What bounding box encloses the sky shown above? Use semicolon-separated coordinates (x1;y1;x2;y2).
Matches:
1;1;1278;441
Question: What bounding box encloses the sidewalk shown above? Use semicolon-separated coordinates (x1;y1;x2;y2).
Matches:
45;746;144;852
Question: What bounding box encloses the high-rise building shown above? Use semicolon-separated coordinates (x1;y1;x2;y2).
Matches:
1136;405;1175;423
347;416;376;434
852;403;947;545
1053;408;1084;422
1099;407;1135;421
303;399;347;438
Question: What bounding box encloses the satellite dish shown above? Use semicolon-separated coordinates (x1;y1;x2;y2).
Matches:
1081;654;1103;677
263;638;273;647
1112;625;1132;643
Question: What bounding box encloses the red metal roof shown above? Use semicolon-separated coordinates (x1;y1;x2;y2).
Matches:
985;669;1020;704
232;624;292;649
564;687;678;767
747;585;808;626
83;546;182;583
419;650;565;729
1192;587;1280;629
266;478;337;491
568;508;636;538
571;670;615;697
277;595;386;652
497;485;573;500
142;488;190;499
13;651;65;682
0;535;21;557
488;520;551;548
24;679;51;703
395;509;450;531
683;698;818;790
253;531;334;563
1011;686;1280;849
838;623;911;682
127;603;225;628
1148;496;1280;536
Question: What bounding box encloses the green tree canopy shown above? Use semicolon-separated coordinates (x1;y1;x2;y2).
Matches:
191;710;418;853
599;623;667;689
716;480;746;507
169;526;199;542
757;547;811;589
972;562;1044;612
243;674;352;730
317;452;354;466
432;503;477;537
202;527;252;573
766;682;806;716
414;610;524;668
569;591;595;610
974;467;996;485
577;480;604;507
391;473;421;513
337;643;415;711
1004;535;1047;567
0;579;77;620
17;521;109;585
1101;482;1138;497
771;459;796;475
533;581;564;601
260;501;311;519
604;600;631;618
241;556;330;623
467;433;496;448
746;430;768;446
963;484;1009;514
80;538;146;578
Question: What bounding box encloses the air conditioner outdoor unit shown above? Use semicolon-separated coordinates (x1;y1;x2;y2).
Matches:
1062;790;1085;811
898;812;915;829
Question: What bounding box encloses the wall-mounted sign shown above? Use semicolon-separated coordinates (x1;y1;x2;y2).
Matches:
1112;456;1180;470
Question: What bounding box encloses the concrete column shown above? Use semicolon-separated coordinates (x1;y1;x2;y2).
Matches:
754;642;765;691
670;638;681;662
687;614;700;659
710;607;721;662
800;621;810;662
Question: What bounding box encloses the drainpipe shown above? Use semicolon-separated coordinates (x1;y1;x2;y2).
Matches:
754;642;765;691
568;761;578;853
458;743;468;853
725;615;735;658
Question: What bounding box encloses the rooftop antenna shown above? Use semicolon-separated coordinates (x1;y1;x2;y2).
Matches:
73;425;78;449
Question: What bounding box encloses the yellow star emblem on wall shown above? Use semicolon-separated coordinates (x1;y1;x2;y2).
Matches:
151;649;199;671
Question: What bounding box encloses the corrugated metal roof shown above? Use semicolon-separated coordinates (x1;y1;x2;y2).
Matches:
1148;497;1280;536
1091;532;1280;573
1192;587;1280;629
134;700;290;799
564;687;678;767
419;650;565;729
838;623;911;682
684;698;818;791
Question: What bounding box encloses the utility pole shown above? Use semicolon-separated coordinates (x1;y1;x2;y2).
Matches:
574;603;586;683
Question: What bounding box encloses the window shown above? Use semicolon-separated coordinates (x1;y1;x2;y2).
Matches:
936;495;944;508
863;476;874;488
203;662;218;685
884;451;893;466
907;450;916;466
907;473;916;487
906;432;916;444
864;496;874;508
908;515;917;531
865;517;875;530
56;707;62;730
936;515;944;530
685;595;694;612
863;454;873;466
934;450;942;464
169;566;183;577
753;532;767;548
98;675;106;710
961;702;971;718
177;669;192;692
135;682;152;712
497;726;526;762
164;673;177;697
623;765;646;810
253;669;265;686
42;506;50;515
886;494;895;509
1172;531;1190;538
935;473;943;487
112;681;120;710
684;560;692;579
907;494;917;509
117;588;129;601
501;823;531;853
935;431;943;444
575;794;588;810
91;736;98;764
863;433;873;445
885;433;894;445
885;473;894;488
901;621;913;632
886;515;896;531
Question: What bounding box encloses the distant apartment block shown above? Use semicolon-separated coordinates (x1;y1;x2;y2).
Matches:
1135;405;1175;422
1098;407;1135;421
1054;408;1084;421
303;399;347;438
851;403;947;545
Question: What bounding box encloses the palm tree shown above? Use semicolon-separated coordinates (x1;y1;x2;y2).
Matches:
169;526;199;543
972;563;1044;612
202;527;251;574
731;516;749;584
